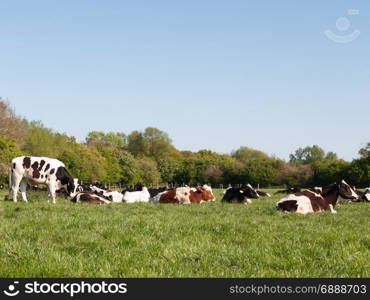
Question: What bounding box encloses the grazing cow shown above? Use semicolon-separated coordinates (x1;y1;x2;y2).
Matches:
256;190;271;197
122;187;151;203
222;184;259;204
276;180;359;214
9;156;78;203
274;187;301;195
361;188;370;202
153;185;215;204
71;192;111;205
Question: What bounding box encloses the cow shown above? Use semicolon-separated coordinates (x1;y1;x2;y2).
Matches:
0;184;4;190
122;187;151;203
122;182;144;194
274;187;301;195
9;156;78;203
90;185;124;202
152;185;216;204
361;188;370;202
221;184;259;204
256;190;271;197
71;191;112;205
148;187;168;198
276;180;359;214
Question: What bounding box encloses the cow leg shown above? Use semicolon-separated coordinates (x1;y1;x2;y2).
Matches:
19;179;28;202
11;173;22;203
329;204;337;214
48;185;57;204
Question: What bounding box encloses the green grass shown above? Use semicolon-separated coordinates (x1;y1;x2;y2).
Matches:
0;189;369;278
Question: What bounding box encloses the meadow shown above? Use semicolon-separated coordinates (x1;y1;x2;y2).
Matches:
0;189;369;278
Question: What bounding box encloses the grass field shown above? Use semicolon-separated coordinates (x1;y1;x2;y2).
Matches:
0;189;369;278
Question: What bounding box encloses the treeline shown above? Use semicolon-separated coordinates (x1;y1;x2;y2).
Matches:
0;100;369;187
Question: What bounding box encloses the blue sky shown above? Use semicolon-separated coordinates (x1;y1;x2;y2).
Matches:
1;0;369;161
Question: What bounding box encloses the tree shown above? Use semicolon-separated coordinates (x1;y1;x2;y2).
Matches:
127;127;175;160
0;136;23;185
312;160;350;186
23;121;72;157
358;142;370;159
289;145;326;164
127;130;148;157
276;164;314;187
137;158;162;186
0;99;28;146
232;147;270;161
86;131;126;148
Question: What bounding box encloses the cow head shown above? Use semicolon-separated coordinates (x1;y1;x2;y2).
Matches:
192;185;216;203
338;180;359;201
201;185;216;202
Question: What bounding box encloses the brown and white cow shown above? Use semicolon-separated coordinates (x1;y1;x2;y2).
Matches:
151;185;216;204
276;180;359;214
71;191;112;205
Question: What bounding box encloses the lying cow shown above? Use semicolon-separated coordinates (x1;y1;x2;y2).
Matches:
222;184;259;204
148;187;168;198
274;187;301;195
276;180;359;214
361;188;370;202
122;182;144;194
256;190;271;197
90;185;124;202
71;191;111;205
122;187;151;203
152;185;215;204
9;156;78;203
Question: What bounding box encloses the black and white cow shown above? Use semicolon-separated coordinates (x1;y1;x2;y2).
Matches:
71;191;112;205
222;184;259;204
90;185;124;203
274;187;301;195
361;188;370;202
256;190;271;197
276;180;359;214
9;156;78;203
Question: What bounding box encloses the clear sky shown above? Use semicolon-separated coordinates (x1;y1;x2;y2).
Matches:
1;0;369;161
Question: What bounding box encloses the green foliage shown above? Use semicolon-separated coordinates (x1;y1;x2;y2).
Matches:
127;127;175;160
289;145;326;165
136;157;162;186
1;104;369;188
358;142;370;160
348;158;370;188
59;143;107;183
23;121;71;158
0;136;23;185
312;160;350;186
86;131;126;148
